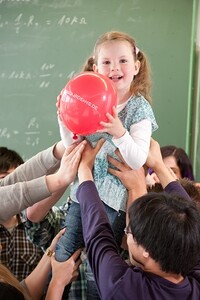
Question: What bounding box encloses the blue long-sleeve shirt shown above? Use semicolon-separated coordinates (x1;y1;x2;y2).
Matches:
77;180;200;300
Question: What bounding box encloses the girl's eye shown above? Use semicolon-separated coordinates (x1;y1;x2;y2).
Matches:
120;59;127;63
102;60;110;65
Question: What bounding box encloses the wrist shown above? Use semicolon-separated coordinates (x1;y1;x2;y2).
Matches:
78;165;93;183
113;128;126;139
128;185;147;197
53;141;65;160
151;161;166;174
45;247;54;257
46;173;69;193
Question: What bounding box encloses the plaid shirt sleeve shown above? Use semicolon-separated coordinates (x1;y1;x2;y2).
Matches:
23;203;68;250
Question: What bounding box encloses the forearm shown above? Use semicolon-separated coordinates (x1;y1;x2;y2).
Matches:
52;141;65;160
25;252;52;300
127;186;147;210
78;165;94;183
165;181;191;201
26;187;66;222
112;121;151;170
45;281;65;300
45;174;68;194
77;181;124;298
153;161;176;188
0;144;60;187
151;157;191;200
0;176;51;222
126;181;147;224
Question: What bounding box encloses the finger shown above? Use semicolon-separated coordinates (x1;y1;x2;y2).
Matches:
64;143;79;156
114;149;125;162
105;112;114;122
71;271;79;282
64;140;86;157
112;106;118;118
72;271;79;280
71;249;82;261
108;155;131;172
108;167;122;178
96;128;108;133
74;258;82;268
94;139;105;152
107;156;123;170
99;121;112;128
52;228;66;244
57;228;66;236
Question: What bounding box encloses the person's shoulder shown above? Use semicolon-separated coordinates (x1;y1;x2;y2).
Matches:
128;95;150;108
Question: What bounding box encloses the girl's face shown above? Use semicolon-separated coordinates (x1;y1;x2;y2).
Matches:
93;40;140;102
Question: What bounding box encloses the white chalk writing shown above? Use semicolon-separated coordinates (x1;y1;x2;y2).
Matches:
0;13;87;34
0;117;53;147
0;63;75;88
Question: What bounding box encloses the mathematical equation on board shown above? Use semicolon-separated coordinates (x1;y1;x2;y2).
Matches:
0;63;76;89
0;13;87;34
0;117;53;147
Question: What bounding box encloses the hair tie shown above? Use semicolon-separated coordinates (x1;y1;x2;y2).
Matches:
136;47;140;55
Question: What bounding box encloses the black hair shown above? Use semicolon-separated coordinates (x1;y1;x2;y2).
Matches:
0;147;24;173
161;145;195;181
128;192;200;276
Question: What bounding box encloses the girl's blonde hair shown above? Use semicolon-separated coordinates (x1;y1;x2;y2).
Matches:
0;264;29;299
81;31;152;104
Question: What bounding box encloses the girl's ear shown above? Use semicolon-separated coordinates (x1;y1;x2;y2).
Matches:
93;64;98;72
134;60;141;76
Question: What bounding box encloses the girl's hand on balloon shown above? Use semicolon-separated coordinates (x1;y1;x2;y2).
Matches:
97;106;126;138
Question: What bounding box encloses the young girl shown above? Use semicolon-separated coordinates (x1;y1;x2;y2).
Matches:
56;30;158;298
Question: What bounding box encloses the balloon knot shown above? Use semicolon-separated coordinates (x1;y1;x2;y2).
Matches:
73;134;78;140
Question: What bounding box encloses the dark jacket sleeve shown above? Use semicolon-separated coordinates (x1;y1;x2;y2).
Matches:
164;181;191;201
77;180;133;299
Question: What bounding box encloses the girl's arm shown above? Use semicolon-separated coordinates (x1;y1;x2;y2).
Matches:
113;119;151;169
58;115;83;148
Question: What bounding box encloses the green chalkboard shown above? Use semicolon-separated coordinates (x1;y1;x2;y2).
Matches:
0;0;198;163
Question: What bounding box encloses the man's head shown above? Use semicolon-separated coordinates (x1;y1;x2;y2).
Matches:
0;147;24;179
127;192;200;276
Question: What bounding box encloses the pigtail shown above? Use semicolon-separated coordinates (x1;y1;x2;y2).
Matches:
81;56;95;72
131;50;152;104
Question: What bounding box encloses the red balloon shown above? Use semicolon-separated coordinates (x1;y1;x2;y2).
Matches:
59;72;117;135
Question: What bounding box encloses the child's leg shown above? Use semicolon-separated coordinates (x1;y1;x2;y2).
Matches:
55;200;84;262
111;209;126;248
54;201;85;299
